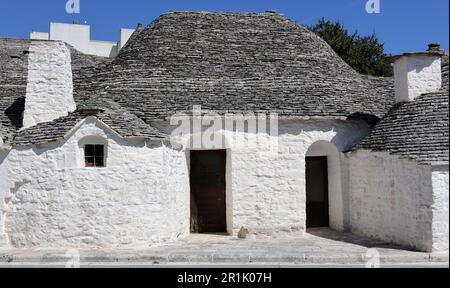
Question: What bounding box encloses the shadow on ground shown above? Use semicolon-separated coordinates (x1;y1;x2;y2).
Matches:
306;228;418;252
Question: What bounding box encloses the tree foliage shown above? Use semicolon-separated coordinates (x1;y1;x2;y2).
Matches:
309;18;393;77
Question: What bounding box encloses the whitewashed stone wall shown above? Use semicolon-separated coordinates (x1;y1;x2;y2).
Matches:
1;118;370;248
167;119;370;238
393;55;442;102
22;41;75;129
307;141;349;231
4;117;190;248
431;167;449;251
348;150;439;252
7;117;446;251
0;149;9;246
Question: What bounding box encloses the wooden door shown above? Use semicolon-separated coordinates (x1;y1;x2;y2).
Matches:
306;157;330;228
190;150;227;233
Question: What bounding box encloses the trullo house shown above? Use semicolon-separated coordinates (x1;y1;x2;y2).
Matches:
0;12;448;252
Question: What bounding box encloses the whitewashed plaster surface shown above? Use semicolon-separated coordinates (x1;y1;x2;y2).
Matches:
2;117;448;252
393;55;442;103
431;167;449;251
22;41;75;129
1;119;370;248
0;149;8;245
307;141;349;231
3;117;190;248
349;150;449;252
161;119;370;238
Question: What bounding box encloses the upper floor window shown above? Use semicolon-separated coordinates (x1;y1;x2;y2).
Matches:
84;144;105;167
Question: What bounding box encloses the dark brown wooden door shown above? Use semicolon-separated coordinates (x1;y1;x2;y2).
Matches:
190;150;227;233
306;157;330;228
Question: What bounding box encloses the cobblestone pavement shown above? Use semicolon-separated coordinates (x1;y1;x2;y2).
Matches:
0;229;448;267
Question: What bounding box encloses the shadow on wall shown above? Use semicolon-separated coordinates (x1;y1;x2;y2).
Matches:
346;113;380;127
5;97;25;130
277;119;372;153
0;149;8;235
0;150;6;165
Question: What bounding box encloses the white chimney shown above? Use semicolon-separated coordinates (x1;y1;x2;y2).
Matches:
390;44;444;103
23;41;76;129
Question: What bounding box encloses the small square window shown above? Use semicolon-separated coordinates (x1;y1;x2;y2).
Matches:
85;145;105;168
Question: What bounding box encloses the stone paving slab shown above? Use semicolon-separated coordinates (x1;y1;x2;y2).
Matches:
0;229;448;268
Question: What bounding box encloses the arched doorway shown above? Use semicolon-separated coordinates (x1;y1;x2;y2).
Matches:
184;132;234;235
306;156;329;228
305;141;345;230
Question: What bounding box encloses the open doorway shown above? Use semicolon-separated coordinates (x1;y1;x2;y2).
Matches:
306;156;330;228
190;150;227;233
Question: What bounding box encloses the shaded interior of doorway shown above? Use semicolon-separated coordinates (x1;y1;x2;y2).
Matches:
306;156;330;228
190;150;227;233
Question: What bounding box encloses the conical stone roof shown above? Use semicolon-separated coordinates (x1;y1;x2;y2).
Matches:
74;11;395;122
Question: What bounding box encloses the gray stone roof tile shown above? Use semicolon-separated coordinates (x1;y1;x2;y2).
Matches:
13;99;166;146
2;12;448;163
0;38;30;143
356;57;449;164
74;11;395;122
442;55;449;91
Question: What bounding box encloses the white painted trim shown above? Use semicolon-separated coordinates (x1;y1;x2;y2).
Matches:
306;140;346;231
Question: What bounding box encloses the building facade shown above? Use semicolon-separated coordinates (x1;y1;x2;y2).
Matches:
0;11;448;252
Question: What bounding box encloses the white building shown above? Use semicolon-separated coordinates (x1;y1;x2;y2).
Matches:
30;22;136;58
0;11;448;252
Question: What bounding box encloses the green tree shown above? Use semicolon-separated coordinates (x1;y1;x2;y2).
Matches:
309;18;393;77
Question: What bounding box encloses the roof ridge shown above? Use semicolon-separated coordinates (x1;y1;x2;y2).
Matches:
161;10;284;15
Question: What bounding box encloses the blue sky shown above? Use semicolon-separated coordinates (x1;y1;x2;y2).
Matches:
0;0;448;54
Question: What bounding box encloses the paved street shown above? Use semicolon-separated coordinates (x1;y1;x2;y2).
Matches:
0;229;448;268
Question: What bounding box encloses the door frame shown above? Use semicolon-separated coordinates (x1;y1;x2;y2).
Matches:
188;149;231;234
